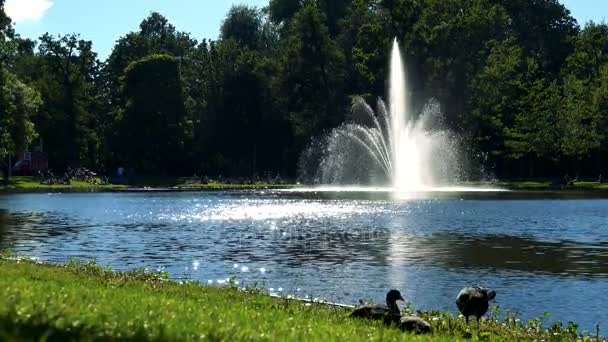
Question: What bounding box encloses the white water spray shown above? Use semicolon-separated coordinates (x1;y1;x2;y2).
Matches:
389;38;425;190
308;38;485;191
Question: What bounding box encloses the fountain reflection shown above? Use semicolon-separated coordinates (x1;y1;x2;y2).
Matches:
389;232;608;278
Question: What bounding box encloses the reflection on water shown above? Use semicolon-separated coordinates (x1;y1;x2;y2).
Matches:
391;233;608;277
0;192;607;331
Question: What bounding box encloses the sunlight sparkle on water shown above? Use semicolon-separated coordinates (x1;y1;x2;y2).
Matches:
280;186;507;193
160;200;388;222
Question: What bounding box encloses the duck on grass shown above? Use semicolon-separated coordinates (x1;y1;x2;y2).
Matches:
0;255;602;341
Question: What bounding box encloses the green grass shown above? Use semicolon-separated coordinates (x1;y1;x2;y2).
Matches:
0;256;601;341
1;176;127;192
132;176;297;190
498;181;608;191
1;176;297;192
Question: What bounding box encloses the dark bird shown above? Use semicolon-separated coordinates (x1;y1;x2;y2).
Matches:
399;316;432;334
456;285;496;324
350;289;404;320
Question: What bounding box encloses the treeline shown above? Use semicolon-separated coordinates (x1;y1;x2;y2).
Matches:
1;0;608;180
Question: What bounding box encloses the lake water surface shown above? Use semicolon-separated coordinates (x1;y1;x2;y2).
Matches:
1;191;607;331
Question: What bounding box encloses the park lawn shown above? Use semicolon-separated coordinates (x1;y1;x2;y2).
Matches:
1;176;297;192
569;181;608;190
3;176;608;193
501;181;552;189
0;257;599;341
128;176;298;190
1;176;127;191
499;181;608;191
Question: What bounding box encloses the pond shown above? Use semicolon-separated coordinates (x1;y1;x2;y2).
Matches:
0;190;607;331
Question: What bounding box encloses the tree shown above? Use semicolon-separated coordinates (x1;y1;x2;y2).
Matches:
505;78;562;177
494;0;579;75
268;0;303;25
555;23;608;174
107;12;196;74
409;0;510;125
563;23;608;82
102;13;197;169
318;0;352;36
104;13;196;107
467;38;525;165
341;0;389;98
2;0;607;180
117;54;192;174
268;0;351;36
0;0;40;183
0;0;14;65
220;5;263;48
26;34;102;168
279;3;346;174
559;76;603;159
0;70;41;182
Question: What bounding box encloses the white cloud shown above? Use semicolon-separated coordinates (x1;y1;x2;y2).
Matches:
5;0;53;24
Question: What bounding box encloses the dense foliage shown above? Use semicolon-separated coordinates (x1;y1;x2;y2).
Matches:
1;0;608;180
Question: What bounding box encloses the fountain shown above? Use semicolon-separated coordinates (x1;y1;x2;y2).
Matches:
304;38;474;191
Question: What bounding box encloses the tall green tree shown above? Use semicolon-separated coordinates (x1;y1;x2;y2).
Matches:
341;0;389;98
0;0;12;64
0;0;41;183
103;13;196;114
279;3;346;174
268;0;303;25
27;34;101;168
0;70;41;181
467;38;525;165
102;13;197;169
117;54;192;174
559;76;603;160
494;0;579;75
106;12;196;82
410;0;510;124
220;5;263;48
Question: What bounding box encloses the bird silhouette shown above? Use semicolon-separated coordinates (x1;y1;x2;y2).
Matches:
456;285;496;324
399;316;432;334
350;289;404;320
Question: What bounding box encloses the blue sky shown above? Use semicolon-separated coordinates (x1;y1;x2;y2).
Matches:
5;0;607;60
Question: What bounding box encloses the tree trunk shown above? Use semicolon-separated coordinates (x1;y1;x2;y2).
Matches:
3;155;11;186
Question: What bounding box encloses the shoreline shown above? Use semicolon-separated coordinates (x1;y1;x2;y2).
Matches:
0;184;299;194
2;176;608;194
0;176;300;193
0;256;601;341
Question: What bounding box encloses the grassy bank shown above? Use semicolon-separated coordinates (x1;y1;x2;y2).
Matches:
0;257;600;341
1;176;128;192
498;181;608;191
3;176;608;193
1;176;296;193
